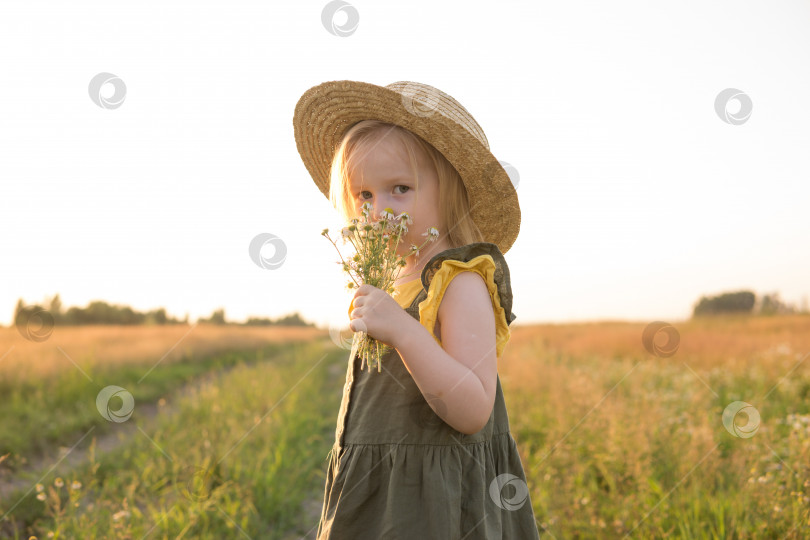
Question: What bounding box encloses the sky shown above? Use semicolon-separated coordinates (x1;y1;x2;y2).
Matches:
1;0;809;331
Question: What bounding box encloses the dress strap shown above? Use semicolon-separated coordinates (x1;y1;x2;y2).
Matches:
419;241;516;325
413;242;517;358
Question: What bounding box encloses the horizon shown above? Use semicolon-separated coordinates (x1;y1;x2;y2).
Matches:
5;289;807;331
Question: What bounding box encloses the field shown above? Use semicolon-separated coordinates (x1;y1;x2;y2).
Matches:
1;316;809;538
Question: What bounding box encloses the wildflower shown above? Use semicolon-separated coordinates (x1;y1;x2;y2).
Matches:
71;480;82;490
35;483;44;493
421;227;439;241
36;493;46;501
396;211;413;224
54;477;64;488
321;200;439;372
112;510;131;522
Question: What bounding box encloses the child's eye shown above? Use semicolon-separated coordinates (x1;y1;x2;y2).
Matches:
358;185;410;199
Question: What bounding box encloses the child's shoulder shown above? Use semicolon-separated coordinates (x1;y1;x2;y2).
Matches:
419;241;510;288
419;241;516;326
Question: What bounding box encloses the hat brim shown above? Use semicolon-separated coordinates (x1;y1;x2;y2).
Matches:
292;80;520;254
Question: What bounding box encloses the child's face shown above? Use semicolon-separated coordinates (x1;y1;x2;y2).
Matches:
349;135;444;260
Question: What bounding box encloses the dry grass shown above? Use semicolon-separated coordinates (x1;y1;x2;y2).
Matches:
0;323;327;382
3;315;809;537
498;315;810;537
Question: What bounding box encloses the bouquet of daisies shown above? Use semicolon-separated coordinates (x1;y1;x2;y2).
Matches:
322;201;439;372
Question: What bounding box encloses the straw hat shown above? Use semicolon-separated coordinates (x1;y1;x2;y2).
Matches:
292;80;520;254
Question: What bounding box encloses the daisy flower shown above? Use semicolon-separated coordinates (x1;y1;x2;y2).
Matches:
396;211;413;225
421;227;439;241
321;202;440;372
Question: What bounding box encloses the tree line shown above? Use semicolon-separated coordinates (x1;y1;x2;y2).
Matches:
10;294;315;327
692;290;806;317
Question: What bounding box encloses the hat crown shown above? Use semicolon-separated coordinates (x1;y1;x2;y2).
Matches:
385;81;490;151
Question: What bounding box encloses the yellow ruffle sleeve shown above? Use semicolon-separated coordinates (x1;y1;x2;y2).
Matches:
417;254;512;358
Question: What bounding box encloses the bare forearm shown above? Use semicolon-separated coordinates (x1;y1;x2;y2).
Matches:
393;316;490;435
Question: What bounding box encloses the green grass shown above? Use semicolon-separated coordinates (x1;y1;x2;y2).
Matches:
0;342;296;461
1;340;344;539
508;351;810;538
4;316;810;538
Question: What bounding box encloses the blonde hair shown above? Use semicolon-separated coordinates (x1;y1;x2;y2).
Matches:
329;120;484;250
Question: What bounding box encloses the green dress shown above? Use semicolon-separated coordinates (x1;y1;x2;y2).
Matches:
317;242;541;539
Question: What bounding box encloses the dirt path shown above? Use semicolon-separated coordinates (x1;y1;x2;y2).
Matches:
0;401;161;504
1;347;342;536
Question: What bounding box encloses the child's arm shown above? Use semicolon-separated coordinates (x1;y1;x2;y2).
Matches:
393;271;498;435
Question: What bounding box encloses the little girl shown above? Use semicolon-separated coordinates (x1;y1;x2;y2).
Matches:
293;80;541;539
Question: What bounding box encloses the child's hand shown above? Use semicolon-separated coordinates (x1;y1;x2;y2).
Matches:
348;284;411;347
